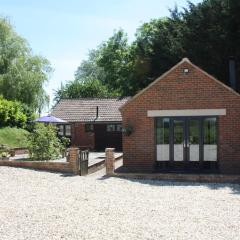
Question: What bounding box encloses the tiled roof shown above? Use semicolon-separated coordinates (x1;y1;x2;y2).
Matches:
51;97;130;123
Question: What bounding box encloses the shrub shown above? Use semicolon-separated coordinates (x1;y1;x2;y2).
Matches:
27;123;66;161
0;97;35;129
59;136;71;157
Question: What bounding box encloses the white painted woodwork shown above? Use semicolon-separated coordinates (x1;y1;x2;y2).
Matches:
148;109;226;117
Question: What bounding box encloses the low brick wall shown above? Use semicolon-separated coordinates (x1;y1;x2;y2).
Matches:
88;153;123;174
0;160;72;173
0;148;79;174
12;148;29;155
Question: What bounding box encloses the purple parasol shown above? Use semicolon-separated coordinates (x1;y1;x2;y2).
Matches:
35;115;67;123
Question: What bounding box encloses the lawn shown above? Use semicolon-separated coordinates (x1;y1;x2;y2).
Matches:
0;127;29;148
0;167;240;240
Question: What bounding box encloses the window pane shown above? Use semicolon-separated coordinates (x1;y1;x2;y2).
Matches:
204;118;217;161
58;125;64;136
189;119;200;161
156;118;170;161
107;124;115;132
65;125;71;136
85;124;94;132
173;119;184;161
116;124;122;132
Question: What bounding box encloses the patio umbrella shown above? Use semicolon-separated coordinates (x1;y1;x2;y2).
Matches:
35;115;67;123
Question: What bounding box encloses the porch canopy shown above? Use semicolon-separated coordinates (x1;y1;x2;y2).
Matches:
35;115;67;124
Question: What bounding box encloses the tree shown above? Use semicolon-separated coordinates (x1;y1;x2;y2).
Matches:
75;49;106;82
96;30;133;95
54;78;117;102
130;16;184;92
179;0;240;86
0;17;52;112
75;30;133;96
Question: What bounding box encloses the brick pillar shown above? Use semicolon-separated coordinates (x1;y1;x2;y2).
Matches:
69;148;79;174
105;148;115;175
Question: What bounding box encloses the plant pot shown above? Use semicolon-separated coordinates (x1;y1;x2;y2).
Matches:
9;150;15;157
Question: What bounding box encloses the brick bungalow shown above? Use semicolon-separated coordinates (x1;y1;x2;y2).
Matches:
52;98;129;151
120;58;240;174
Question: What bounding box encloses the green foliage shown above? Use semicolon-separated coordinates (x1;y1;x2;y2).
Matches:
55;30;132;100
54;78;118;102
179;0;240;86
0;151;9;158
0;17;52;112
130;17;184;92
96;29;134;95
0;127;29;148
27;123;64;161
0;97;35;128
75;49;106;82
60;136;70;148
56;0;240;100
59;136;70;157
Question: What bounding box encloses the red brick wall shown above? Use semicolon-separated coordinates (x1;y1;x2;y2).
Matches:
121;59;240;174
0;148;79;174
71;123;95;149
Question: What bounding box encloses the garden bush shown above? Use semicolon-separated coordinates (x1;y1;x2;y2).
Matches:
0;97;35;129
27;123;68;161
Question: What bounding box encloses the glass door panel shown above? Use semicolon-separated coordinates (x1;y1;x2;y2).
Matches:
188;119;200;161
156;116;218;165
173;119;184;161
156;118;170;161
204;118;217;161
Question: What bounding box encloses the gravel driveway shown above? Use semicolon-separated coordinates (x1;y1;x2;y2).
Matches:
0;167;240;240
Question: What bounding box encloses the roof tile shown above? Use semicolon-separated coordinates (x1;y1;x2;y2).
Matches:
51;97;130;122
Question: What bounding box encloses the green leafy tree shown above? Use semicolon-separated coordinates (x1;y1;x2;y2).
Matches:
179;0;240;86
54;78;117;102
96;29;134;95
131;16;184;92
75;49;106;82
0;17;52;112
27;123;64;161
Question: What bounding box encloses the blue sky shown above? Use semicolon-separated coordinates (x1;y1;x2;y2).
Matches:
0;0;202;111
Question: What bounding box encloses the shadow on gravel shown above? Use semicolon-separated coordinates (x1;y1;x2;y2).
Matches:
97;174;240;195
97;175;111;180
59;173;77;177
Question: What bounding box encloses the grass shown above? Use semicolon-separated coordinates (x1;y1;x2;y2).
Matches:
0;127;29;148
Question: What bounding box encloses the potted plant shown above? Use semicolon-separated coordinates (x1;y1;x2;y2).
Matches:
122;124;133;136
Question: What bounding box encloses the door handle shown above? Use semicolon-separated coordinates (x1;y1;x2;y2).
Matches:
183;142;190;148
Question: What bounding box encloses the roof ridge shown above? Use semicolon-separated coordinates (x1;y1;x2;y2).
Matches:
60;97;130;101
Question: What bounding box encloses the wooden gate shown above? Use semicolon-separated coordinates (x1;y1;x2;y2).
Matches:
79;150;89;176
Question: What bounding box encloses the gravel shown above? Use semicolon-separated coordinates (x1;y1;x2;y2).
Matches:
0;167;240;240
